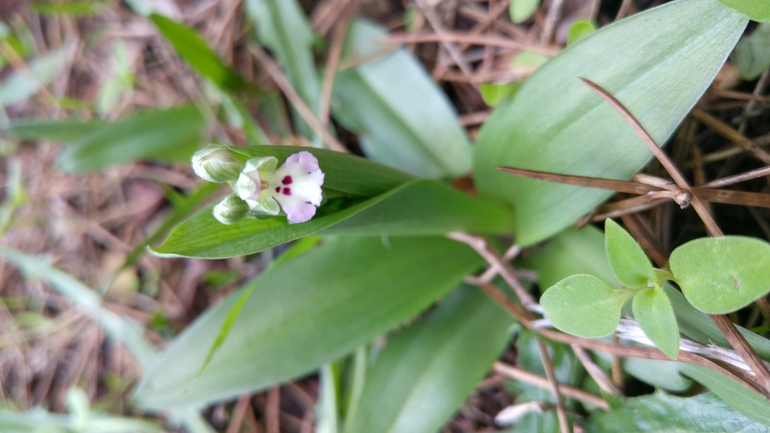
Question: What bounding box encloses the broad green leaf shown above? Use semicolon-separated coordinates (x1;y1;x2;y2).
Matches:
134;236;483;408
731;24;770;80
150;14;246;91
225;145;413;197
320;180;514;236
2;118;104;142
718;0;770;22
193;236;321;381
474;0;747;247
540;274;634;338
333;20;472;179
245;0;321;142
509;0;540;23
585;390;768;432
480;83;520;107
346;287;512;433
0;42;72;107
632;288;680;359
677;364;770;427
29;1;107;16
151;179;515;259
2;106;207;171
669;236;770;314
527;225;620;290
622;357;691;392
605;219;656;288
567;20;597;45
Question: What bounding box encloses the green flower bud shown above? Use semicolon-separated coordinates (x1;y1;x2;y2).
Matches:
213;194;250;225
192;146;245;183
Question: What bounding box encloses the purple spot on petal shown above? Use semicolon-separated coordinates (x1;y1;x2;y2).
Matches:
282;175;293;185
283;187;291;196
275;187;281;193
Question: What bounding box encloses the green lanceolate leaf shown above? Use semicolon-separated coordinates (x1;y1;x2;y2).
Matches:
731;24;770;80
150;14;247;91
346;287;513;433
3;106;207;171
584;390;769;432
669;236;770;314
622;357;691;392
718;0;770;23
29;1;108;16
678;364;770;427
134;236;483;408
474;0;747;247
246;0;321;142
527;225;620;290
151;178;515;259
540;274;634;338
225;145;413;197
333;20;472;179
632;288;680;359
605;219;656;289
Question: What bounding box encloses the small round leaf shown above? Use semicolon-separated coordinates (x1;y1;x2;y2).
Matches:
541;274;635;338
670;236;770;314
509;0;541;23
605;219;656;289
633;288;680;359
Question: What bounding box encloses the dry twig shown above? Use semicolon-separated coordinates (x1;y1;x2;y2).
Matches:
248;44;349;153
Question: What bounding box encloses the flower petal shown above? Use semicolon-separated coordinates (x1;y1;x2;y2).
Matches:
275;194;318;223
285;151;320;173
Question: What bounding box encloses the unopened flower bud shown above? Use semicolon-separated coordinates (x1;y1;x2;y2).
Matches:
192;146;245;183
213;194;250;225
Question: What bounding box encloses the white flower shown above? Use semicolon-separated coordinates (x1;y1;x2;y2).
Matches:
235;151;324;223
192;146;245;183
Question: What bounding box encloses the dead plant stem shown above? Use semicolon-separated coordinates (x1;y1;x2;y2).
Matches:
493;362;609;410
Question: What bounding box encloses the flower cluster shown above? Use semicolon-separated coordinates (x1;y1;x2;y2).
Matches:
192;146;325;224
